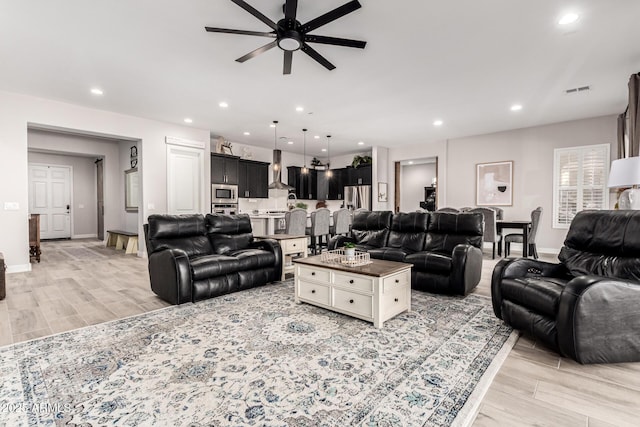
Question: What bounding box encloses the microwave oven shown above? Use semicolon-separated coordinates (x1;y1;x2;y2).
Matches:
212;184;238;204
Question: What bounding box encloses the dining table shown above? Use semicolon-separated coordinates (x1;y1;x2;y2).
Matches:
496;219;533;257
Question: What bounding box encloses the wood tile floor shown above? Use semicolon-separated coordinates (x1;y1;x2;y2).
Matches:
1;240;638;425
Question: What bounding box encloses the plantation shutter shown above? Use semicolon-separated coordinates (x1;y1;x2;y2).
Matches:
553;144;610;228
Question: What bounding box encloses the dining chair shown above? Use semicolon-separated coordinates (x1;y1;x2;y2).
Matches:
504;207;542;259
330;208;350;237
276;208;307;236
469;207;500;259
306;208;330;254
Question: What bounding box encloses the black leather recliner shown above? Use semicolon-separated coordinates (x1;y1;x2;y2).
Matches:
492;210;640;364
329;211;484;295
144;213;282;305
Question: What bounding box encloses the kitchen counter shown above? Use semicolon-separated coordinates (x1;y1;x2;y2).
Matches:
246;214;286;235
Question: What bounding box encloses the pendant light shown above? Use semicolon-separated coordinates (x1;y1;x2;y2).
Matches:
326;135;333;178
268;120;294;190
301;128;308;175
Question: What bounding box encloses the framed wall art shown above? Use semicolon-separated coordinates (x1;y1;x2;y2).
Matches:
476;161;513;206
378;182;388;202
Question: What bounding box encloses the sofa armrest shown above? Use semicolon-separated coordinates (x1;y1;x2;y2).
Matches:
450;244;483;295
557;275;640;364
249;239;283;281
490;258;570;319
148;248;192;305
328;235;354;251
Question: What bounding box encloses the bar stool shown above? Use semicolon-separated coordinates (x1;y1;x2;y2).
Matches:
330;208;350;237
306;208;330;254
276;208;307;235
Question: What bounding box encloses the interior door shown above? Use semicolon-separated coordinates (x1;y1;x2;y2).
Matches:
29;164;72;239
96;159;104;240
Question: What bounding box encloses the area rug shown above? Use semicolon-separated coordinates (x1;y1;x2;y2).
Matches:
0;281;516;426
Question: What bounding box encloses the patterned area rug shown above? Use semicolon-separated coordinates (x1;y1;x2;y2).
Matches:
0;281;515;426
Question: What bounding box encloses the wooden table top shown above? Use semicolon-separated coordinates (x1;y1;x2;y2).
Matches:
255;234;307;240
294;255;412;277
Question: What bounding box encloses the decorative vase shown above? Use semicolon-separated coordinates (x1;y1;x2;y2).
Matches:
344;247;356;261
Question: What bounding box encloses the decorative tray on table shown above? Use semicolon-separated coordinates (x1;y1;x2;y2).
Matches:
320;248;372;267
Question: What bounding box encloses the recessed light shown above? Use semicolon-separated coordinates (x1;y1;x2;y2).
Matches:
433;120;443;126
90;88;103;96
243;131;250;136
184;118;193;124
358;141;365;145
510;104;523;111
219;102;229;108
288;141;294;145
408;161;414;165
314;135;320;139
296;106;304;112
321;148;327;152
559;13;579;25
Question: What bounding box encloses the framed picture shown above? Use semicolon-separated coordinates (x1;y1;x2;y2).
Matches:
476;161;513;206
378;182;388;202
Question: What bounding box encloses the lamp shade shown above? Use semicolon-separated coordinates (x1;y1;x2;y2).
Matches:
608;157;640;188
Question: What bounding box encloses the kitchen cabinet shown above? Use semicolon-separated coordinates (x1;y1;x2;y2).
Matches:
346;164;372;186
239;159;269;198
328;168;346;200
211;153;239;184
287;167;317;200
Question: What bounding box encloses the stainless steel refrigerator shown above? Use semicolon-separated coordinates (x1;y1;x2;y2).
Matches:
344;185;372;210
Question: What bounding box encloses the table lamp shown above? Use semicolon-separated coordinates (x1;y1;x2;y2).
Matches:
608;157;640;209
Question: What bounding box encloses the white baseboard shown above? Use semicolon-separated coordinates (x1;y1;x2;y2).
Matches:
6;264;32;274
72;234;98;239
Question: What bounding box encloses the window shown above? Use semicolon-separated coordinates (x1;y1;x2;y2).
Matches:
553;144;610;228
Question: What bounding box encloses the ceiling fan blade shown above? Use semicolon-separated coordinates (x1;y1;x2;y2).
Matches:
301;43;336;71
205;27;276;38
284;0;298;21
283;51;293;75
236;41;277;63
304;35;366;49
301;0;362;33
230;0;277;31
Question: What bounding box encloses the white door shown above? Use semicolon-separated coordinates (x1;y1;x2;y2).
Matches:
167;144;204;214
29;164;72;239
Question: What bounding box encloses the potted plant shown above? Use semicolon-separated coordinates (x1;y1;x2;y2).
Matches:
343;241;356;261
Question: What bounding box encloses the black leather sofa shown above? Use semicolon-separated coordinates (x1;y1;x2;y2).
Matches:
144;213;282;305
329;211;484;295
492;210;640;364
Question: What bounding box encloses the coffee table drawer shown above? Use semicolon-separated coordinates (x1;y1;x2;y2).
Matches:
333;289;372;318
298;281;330;305
383;287;409;317
297;266;330;282
333;272;373;292
383;270;411;292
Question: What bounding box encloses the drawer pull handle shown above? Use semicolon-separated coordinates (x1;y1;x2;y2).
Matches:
311;272;315;276
349;279;354;284
395;279;399;283
394;298;399;302
349;299;354;304
292;244;296;247
311;289;316;294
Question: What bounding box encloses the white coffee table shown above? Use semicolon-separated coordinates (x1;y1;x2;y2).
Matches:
294;255;412;328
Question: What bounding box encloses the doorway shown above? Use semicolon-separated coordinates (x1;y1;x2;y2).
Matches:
28;164;72;239
394;157;439;213
96;158;104;240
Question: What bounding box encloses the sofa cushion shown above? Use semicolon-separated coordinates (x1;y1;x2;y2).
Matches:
387;212;429;252
424;212;483;255
146;214;212;257
500;276;568;318
227;248;276;271
190;255;240;280
368;247;410;262
351;211;393;248
206;213;254;255
406;252;452;274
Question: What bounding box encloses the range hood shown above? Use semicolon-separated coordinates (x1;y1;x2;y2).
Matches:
268;149;294;190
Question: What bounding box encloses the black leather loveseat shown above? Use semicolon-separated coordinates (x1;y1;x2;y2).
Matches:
329;211;484;295
492;210;640;364
144;213;282;305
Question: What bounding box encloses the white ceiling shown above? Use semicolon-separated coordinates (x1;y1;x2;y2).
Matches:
1;0;639;157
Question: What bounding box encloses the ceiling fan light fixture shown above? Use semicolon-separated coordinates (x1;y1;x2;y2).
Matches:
278;31;302;51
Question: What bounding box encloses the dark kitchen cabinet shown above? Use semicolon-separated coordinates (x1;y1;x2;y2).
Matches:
328;168;346;200
316;170;330;201
211;154;239;184
288;167;317;200
346;164;372;186
238;159;269;198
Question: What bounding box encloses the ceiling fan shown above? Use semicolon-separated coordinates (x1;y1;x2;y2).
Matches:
205;0;367;74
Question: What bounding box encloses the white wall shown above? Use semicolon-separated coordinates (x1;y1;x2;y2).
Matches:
27;149;98;237
0;90;209;271
389;115;617;252
400;163;436;212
